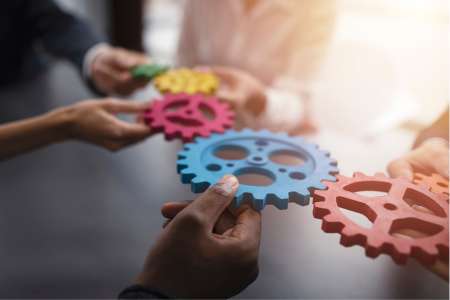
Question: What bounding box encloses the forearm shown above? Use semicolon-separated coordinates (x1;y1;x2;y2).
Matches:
0;108;71;160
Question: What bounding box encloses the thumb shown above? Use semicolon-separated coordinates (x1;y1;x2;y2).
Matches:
185;174;239;229
388;158;414;180
110;117;152;140
103;99;150;114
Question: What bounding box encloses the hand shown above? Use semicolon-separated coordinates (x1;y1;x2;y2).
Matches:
91;46;150;95
136;175;262;298
62;99;151;151
202;66;267;117
387;138;449;180
388;138;449;280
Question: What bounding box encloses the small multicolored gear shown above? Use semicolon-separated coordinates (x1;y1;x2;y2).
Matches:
154;68;219;95
313;172;449;265
144;93;234;142
177;129;338;210
414;173;449;197
131;63;169;80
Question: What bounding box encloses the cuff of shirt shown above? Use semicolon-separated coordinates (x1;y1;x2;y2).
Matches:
118;284;169;299
82;43;111;95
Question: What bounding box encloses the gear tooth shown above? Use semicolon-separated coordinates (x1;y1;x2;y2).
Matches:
180;172;195;184
310;182;326;191
289;192;310;206
323;174;337;182
321;215;344;233
266;194;288;210
278;131;289;138
418;243;440;259
191;178;210;193
353;172;366;178
258;129;273;136
340;226;354;236
252;198;266;211
329;167;339;175
313;201;327;209
329;159;338;167
321;150;331;157
240;128;252;134
312;189;329;200
176;162;187;173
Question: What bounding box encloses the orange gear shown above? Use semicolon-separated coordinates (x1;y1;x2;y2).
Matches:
313;172;449;265
414;173;449;197
154;68;219;95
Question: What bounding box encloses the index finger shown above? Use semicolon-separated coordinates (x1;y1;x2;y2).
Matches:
103;99;151;114
111;50;151;70
228;207;261;242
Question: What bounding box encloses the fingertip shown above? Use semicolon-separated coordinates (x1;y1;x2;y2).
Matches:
209;174;239;198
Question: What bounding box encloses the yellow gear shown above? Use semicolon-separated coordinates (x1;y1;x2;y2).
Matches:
154;68;219;95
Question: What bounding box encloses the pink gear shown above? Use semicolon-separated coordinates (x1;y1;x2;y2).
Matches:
313;172;449;266
144;93;234;142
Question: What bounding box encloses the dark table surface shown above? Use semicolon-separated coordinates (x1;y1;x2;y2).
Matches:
0;62;448;298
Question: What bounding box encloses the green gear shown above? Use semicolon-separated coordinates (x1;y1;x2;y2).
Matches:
131;64;170;80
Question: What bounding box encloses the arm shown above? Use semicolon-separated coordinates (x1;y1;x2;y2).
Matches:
0;99;151;161
23;0;150;95
24;0;103;73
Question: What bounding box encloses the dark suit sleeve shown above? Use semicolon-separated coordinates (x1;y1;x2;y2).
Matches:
23;0;105;73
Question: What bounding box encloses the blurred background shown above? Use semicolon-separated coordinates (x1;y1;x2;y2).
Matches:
0;0;448;298
57;0;449;140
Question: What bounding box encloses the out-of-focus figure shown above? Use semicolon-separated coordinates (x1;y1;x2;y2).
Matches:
177;0;337;133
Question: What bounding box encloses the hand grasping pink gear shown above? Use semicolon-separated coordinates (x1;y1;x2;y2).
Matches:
63;99;152;151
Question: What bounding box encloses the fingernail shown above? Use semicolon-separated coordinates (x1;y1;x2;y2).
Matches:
210;175;239;197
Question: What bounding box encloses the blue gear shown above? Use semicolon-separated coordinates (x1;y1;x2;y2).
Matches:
177;129;338;210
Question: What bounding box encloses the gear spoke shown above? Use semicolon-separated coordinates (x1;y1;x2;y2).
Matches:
313;173;449;265
144;93;234;142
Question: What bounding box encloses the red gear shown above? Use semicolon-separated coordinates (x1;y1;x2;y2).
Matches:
414;173;449;197
313;172;449;265
144;93;234;142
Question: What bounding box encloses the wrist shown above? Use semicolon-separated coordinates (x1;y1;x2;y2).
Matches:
45;106;77;142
